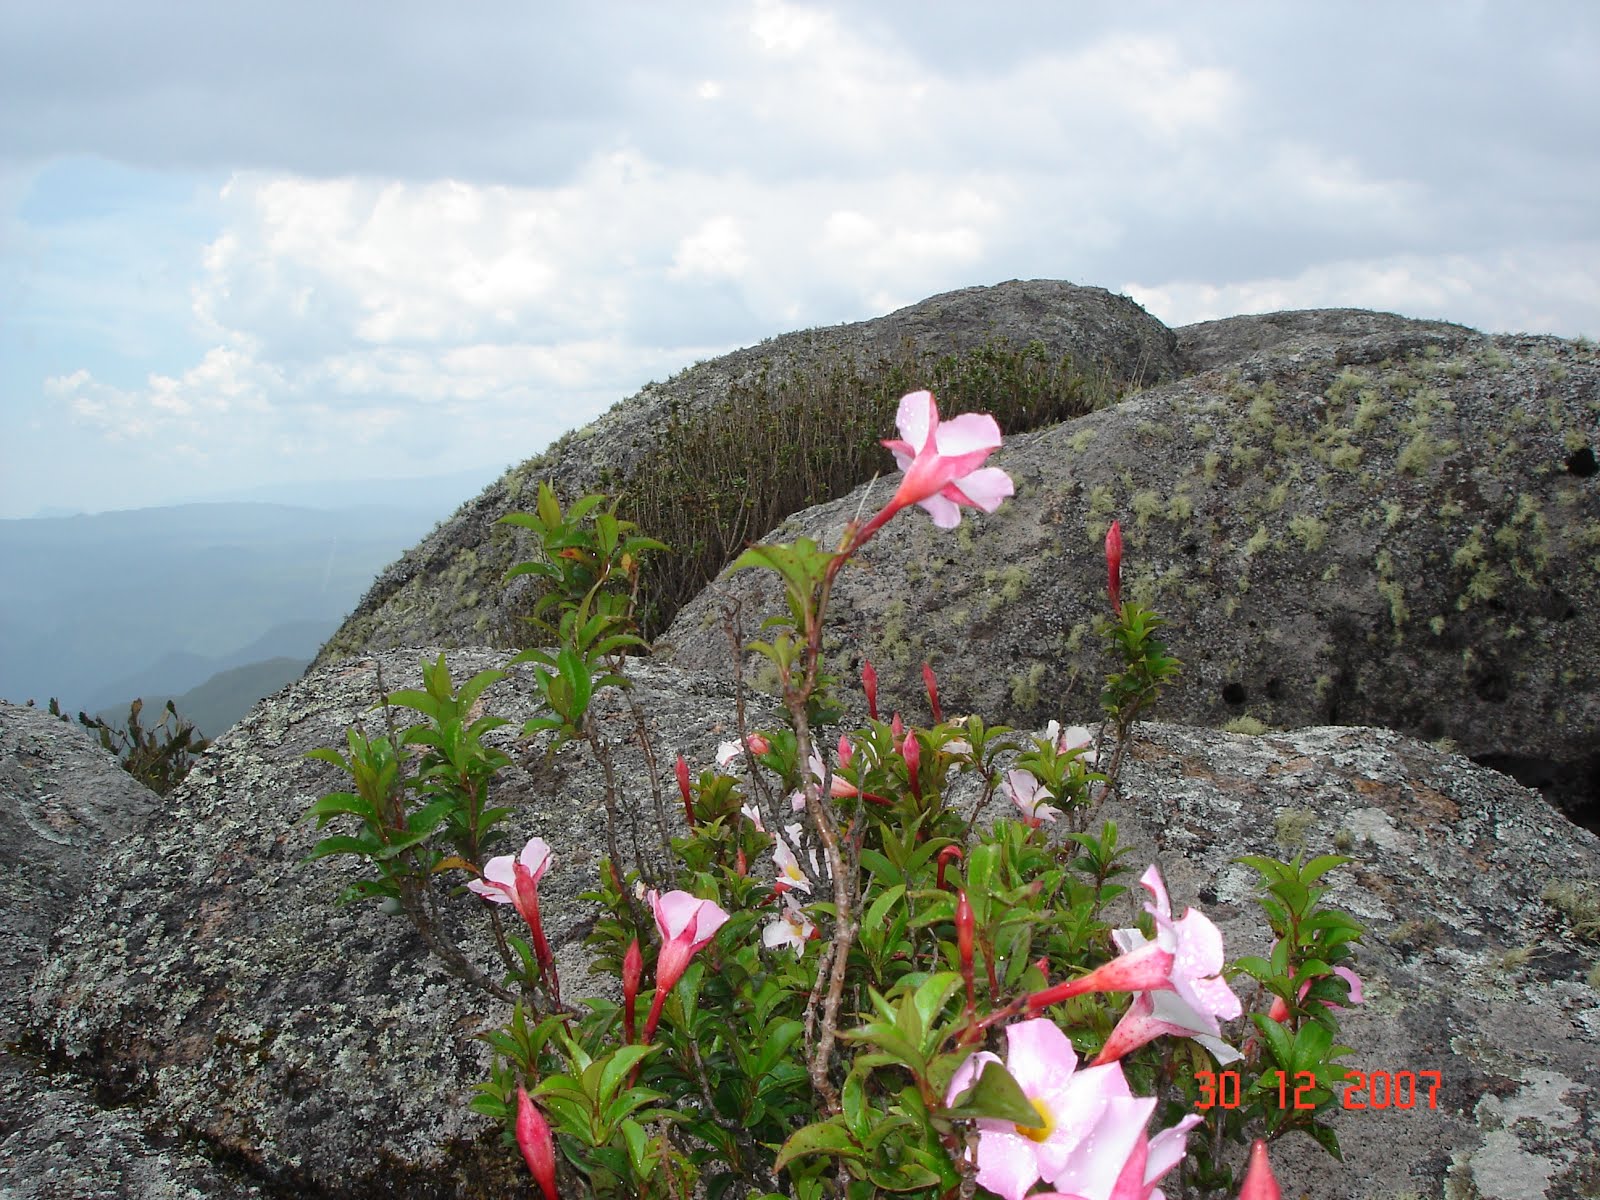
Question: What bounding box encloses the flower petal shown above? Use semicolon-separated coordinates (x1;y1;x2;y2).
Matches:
895;390;937;452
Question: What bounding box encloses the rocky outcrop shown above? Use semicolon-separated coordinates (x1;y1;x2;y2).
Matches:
10;657;1600;1198
661;323;1600;829
312;280;1182;668
1174;308;1477;374
0;701;267;1199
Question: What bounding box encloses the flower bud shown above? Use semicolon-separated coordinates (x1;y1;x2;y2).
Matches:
862;659;880;720
935;844;964;892
1239;1139;1281;1200
956;890;975;976
901;732;921;801
516;1085;560;1200
1106;519;1124;615
746;733;771;755
675;753;694;827
922;662;943;724
621;938;643;1044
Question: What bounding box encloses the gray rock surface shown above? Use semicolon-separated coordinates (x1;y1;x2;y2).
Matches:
1175;307;1478;374
0;701;266;1199
312;280;1182;668
661;323;1600;827
11;661;1600;1197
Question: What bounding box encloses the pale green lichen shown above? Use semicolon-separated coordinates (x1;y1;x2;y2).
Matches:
1289;514;1327;552
1223;715;1268;735
1244;525;1272;556
1274;807;1315;852
1131;490;1164;528
1328;444;1362;471
1010;662;1047;709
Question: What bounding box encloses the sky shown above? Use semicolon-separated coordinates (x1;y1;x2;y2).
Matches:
2;1;1597;519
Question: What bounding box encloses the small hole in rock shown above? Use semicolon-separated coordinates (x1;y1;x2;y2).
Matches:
1565;446;1598;478
1222;682;1246;705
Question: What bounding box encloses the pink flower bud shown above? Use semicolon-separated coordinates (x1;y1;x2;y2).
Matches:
862;659;880;720
746;733;771;755
837;733;854;767
891;712;904;738
1239;1139;1282;1200
922;662;943;724
516;1085;560;1200
1106;519;1124;615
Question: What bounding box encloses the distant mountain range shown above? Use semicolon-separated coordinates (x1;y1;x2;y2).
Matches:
0;475;500;734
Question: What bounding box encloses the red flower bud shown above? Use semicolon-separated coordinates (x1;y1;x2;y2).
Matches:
956;890;974;975
1106;520;1124;615
862;659;880;720
674;753;694;827
922;662;943;724
891;712;904;737
901;732;921;801
516;1086;560;1200
837;733;854;767
935;844;964;891
621;938;643;1044
1238;1139;1281;1200
746;733;771;755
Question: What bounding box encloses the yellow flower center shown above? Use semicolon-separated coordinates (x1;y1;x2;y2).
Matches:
1016;1097;1054;1143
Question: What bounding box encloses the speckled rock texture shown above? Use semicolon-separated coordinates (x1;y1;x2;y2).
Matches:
1;701;267;1199
661;323;1600;827
13;653;1600;1197
312;279;1181;669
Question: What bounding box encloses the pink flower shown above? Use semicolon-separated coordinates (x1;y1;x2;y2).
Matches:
1027;866;1240;1067
762;894;815;956
642;889;730;1044
717;734;771;767
1091;866;1242;1065
1238;1139;1282;1200
469;837;559;998
851;390;1014;547
773;823;819;894
1004;768;1062;826
945;1019;1200;1200
516;1085;560;1200
1106;520;1124;615
1044;720;1098;766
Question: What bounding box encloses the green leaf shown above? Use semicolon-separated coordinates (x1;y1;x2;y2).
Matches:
774;1119;865;1173
945;1059;1042;1128
911;972;963;1040
305;791;377;824
304;834;378;862
1300;854;1353;884
598;1045;658;1106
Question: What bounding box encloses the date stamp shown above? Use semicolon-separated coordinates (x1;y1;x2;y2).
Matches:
1195;1069;1443;1111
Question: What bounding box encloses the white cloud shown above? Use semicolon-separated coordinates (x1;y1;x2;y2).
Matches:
670;216;750;280
1125;242;1600;337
